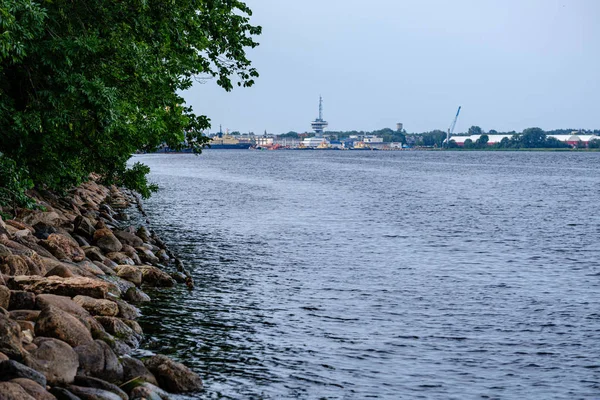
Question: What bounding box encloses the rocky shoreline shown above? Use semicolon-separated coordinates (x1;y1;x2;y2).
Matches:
0;179;202;399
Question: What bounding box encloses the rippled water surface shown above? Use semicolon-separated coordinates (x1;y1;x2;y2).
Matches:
134;151;600;399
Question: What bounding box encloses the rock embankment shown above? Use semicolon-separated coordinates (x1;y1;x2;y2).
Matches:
0;179;201;399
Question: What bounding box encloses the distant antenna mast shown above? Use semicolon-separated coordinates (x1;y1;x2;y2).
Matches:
319;95;323;120
310;95;329;135
446;106;461;148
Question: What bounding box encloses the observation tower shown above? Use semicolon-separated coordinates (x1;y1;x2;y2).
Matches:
311;96;328;136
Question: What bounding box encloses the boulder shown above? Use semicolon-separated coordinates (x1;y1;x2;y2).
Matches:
115;266;142;286
9;310;40;322
126;381;171;400
0;381;37;400
103;258;118;269
74;216;96;239
13;235;55;259
135;227;152;243
22;212;66;230
8;291;36;310
67;385;123;400
9;378;56;400
0;360;46;387
26;277;112;299
92;262;116;276
1;255;30;276
0;244;12;258
76;261;105;276
135;248;159;265
74;340;123;383
42;234;85;262
73;296;119;317
83;247;106;263
95;317;140;348
113;231;143;248
72;234;90;247
114;299;140;320
33;222;58;240
120;357;158;386
73;376;127;400
6;275;45;291
93;229;122;253
5;220;34;233
0;312;24;360
123;287;150;304
36;294;90;319
35;305;94;347
0;285;10;309
101;276;133;297
106;253;135;266
28;337;79;384
0;235;36;257
143;355;202;393
0;352;8;361
21;254;47;276
139;266;174;287
155;250;170;263
48;387;80;400
45;264;75;279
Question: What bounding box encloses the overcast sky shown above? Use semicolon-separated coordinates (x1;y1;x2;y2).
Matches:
182;0;599;134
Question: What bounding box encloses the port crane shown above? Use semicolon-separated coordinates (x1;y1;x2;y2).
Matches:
445;106;461;148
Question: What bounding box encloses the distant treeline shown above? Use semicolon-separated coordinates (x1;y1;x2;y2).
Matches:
276;126;599;148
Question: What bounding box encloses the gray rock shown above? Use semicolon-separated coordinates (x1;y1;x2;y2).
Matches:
123;287;150;304
49;387;81;400
82;247;105;263
74;340;123;383
121;357;158;386
67;385;124;400
0;360;47;387
73;376;127;400
113;231;143;248
114;299;140;320
95;317;140;348
143;355;202;393
27;337;79;384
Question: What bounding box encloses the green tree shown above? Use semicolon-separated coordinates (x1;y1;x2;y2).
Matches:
476;134;489;147
463;139;474;149
519;127;547;148
468;126;483;136
589;139;600;149
0;0;261;199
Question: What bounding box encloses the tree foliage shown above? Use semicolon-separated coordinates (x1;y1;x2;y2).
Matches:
0;0;261;200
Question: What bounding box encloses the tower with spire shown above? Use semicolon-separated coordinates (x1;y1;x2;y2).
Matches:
310;96;328;136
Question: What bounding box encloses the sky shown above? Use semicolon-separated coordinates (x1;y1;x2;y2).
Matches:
182;0;600;134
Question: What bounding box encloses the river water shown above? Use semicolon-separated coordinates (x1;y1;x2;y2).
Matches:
133;150;600;399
